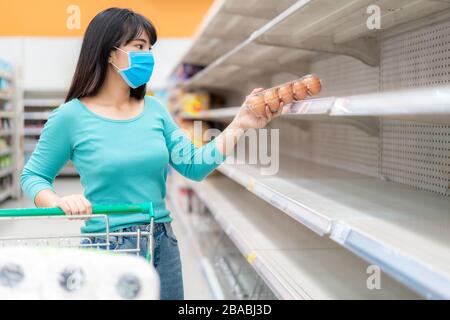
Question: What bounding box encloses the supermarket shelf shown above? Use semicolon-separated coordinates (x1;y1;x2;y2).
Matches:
331;86;450;120
23;99;63;108
24;112;52;120
218;154;450;299
188;175;418;299
167;194;225;300
24;144;36;153
171;0;295;74
182;0;450;89
0;129;13;137
0;167;13;178
0;111;15;118
0;147;12;157
180;98;336;121
0;187;13;202
0;69;12;81
0;90;12;101
24;127;43;135
181;86;450;125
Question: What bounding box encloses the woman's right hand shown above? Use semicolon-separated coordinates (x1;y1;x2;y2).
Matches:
53;194;92;217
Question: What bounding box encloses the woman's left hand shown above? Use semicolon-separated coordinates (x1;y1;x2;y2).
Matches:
232;88;284;131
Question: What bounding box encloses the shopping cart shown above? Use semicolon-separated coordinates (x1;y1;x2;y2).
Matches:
0;202;155;261
0;203;159;299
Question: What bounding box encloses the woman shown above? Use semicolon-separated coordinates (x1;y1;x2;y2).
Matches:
20;7;282;300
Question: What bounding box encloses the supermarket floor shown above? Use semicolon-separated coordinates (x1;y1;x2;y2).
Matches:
0;177;212;300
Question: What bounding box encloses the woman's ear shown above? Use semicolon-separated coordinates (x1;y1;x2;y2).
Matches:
108;49;115;64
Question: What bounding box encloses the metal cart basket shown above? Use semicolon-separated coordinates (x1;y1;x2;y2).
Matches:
0;203;158;299
0;203;155;262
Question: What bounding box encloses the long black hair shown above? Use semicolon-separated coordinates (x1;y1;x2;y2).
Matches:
66;8;157;102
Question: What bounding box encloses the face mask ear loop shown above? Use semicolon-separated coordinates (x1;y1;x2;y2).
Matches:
110;61;121;72
112;46;132;71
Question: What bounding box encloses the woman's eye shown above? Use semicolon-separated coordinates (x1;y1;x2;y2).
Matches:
137;44;144;49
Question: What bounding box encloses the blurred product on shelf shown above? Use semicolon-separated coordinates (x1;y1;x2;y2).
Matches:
0;118;11;130
245;74;322;117
169;87;210;115
174;63;205;81
0;175;12;190
0;155;11;170
0;59;12;95
175;115;211;148
0;101;13;110
0;138;6;149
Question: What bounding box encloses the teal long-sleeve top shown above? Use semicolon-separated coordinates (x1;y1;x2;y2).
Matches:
20;96;227;233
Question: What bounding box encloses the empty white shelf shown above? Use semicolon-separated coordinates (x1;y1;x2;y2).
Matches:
217;154;450;299
0;167;13;178
0;111;15;118
24;99;63;108
332;86;450;117
180;97;336;121
0;129;12;137
171;0;296;74
24;112;52;120
24;127;43;135
181;86;450;123
0;187;13;202
0;147;11;157
188;174;419;299
167;192;226;300
183;0;450;90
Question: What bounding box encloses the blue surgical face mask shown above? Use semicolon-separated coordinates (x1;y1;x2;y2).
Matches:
111;46;155;89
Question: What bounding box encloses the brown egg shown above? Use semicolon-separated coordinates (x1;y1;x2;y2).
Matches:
278;82;294;104
292;80;307;101
263;88;281;112
245;93;266;117
302;74;322;96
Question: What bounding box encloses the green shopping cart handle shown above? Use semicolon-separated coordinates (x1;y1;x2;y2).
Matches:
0;202;154;218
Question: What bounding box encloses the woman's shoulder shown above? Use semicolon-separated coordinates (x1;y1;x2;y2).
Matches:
52;99;81;117
144;95;170;116
144;95;164;109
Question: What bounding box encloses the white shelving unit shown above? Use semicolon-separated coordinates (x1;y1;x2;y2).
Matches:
23;92;77;176
188;174;419;299
181;87;450;122
0;63;22;203
218;154;450;299
166;192;226;300
179;0;450;91
170;0;297;78
169;0;450;300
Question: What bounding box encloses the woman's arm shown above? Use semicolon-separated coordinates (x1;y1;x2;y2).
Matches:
20;105;92;215
214;88;282;156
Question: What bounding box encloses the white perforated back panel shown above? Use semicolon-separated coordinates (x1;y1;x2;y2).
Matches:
275;120;380;178
381;19;450;90
276;19;450;196
309;55;380;97
310;122;379;178
378;18;450;195
381;120;450;196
